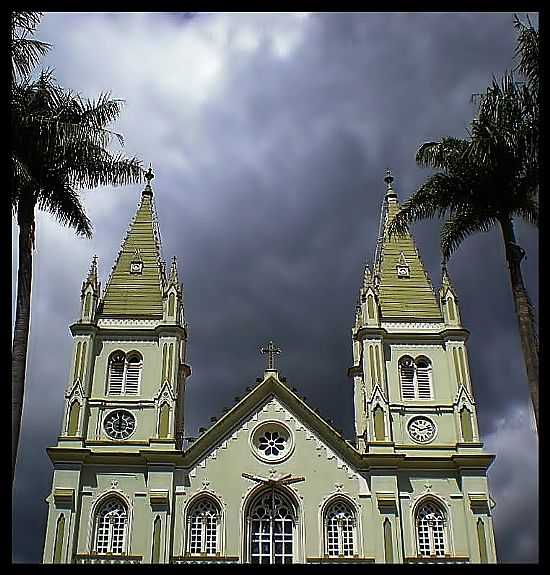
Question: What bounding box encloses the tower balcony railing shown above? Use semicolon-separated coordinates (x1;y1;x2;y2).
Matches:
74;553;142;564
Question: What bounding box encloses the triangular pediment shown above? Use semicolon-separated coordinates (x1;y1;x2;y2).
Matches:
183;374;362;471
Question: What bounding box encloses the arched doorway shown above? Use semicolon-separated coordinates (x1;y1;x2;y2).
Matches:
247;488;297;564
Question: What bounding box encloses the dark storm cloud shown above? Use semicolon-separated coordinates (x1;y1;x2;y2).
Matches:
12;12;538;563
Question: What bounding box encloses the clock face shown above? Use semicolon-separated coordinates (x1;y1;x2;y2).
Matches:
408;417;436;443
104;410;136;440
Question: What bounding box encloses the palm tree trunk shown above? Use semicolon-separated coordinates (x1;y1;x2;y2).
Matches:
499;217;539;433
12;201;34;486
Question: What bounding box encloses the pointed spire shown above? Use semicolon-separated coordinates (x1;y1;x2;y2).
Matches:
440;261;461;325
441;261;453;289
169;256;179;284
99;185;164;318
81;254;99;295
87;255;98;283
372;169;443;322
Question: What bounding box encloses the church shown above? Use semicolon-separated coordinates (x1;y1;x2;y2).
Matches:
42;168;497;564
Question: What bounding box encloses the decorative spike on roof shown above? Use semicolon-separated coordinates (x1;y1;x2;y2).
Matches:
81;254;99;296
98;176;165;318
374;170;443;322
362;262;373;290
87;255;98;283
169;256;179;285
441;262;454;290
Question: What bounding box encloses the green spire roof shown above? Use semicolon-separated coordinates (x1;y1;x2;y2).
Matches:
375;170;443;322
98;178;164;318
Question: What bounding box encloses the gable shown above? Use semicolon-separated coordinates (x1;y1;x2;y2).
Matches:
183;376;362;472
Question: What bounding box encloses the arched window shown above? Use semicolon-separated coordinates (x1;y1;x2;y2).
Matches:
399;356;433;400
187;497;220;556
324;499;355;557
107;352;142;395
94;497;128;555
249;488;296;564
416;500;446;557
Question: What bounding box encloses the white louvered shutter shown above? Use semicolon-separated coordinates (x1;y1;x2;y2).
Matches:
124;356;141;395
416;360;432;399
400;359;415;399
108;355;125;395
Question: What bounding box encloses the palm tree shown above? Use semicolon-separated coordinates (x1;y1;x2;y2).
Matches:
11;13;144;484
387;17;539;432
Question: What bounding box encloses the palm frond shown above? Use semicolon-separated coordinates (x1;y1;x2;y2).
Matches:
513;14;539;90
416;138;469;170
11;11;50;82
36;181;93;238
11;38;50;82
440;212;497;261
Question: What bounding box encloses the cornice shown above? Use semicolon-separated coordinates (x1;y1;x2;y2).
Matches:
354;326;386;340
69;323;99;337
440;328;470;341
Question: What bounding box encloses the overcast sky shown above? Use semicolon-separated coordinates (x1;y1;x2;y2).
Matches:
12;12;538;563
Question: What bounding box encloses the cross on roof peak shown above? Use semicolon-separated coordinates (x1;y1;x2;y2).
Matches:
260;340;281;372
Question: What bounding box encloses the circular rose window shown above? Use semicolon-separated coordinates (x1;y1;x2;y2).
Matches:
250;421;294;463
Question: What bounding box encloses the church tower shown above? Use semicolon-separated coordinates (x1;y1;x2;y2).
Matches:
349;170;496;562
42;169;191;563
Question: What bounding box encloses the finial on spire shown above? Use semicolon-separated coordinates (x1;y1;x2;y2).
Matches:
362;262;373;289
441;260;452;287
384;168;397;199
87;254;98;282
143;163;154;196
169;255;178;282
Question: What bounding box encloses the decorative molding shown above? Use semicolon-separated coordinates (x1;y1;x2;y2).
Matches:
390;343;442;349
97;318;160;328
100;339;158;345
382;322;446;332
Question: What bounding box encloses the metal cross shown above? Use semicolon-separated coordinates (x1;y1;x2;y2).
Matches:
260;340;281;371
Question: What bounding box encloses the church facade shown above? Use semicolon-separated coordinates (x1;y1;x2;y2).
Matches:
42;169;497;564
